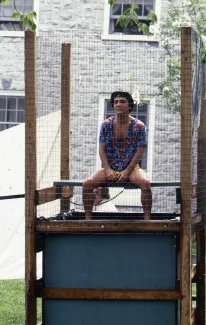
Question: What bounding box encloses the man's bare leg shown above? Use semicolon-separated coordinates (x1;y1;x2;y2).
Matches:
129;169;152;220
82;170;107;220
141;186;152;220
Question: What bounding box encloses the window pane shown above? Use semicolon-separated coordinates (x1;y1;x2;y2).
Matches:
3;5;13;17
0;123;7;131
134;4;142;16
0;98;6;110
17;110;24;122
0;110;6;122
144;4;153;16
15;0;24;5
123;4;131;13
112;4;122;15
112;19;124;33
23;5;33;12
18;98;24;110
24;0;33;5
8;124;17;129
7;110;16;122
7;98;16;110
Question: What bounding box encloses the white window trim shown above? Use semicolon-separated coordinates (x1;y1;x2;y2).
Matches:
0;0;39;37
0;90;24;96
102;0;161;42
96;93;155;207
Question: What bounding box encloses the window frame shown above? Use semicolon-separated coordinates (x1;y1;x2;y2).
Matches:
0;92;25;131
102;0;160;42
0;0;39;36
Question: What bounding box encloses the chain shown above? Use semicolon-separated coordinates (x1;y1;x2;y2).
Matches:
69;188;125;207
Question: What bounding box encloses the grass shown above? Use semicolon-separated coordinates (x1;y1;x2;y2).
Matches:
0;279;42;325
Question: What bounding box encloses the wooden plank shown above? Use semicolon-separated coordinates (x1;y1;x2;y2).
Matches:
36;220;180;233
196;229;206;325
25;30;37;325
196;64;206;325
54;180;180;188
61;43;71;212
36;187;58;205
36;186;73;205
191;264;197;281
180;27;193;325
39;288;181;300
191;307;196;325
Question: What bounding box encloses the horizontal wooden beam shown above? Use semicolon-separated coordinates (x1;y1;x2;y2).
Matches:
35;187;73;205
54;180;181;189
39;288;181;300
36;220;180;233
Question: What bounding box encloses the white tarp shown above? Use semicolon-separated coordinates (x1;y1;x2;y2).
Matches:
0;124;41;279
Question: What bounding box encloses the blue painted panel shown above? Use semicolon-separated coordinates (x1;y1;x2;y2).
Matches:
44;234;177;289
43;300;177;325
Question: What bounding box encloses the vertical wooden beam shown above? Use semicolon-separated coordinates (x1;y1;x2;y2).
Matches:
196;71;206;325
180;27;192;325
25;31;37;325
61;44;71;212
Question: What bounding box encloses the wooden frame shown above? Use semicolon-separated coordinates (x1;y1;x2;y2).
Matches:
60;44;71;212
180;27;193;325
25;31;37;325
24;27;206;325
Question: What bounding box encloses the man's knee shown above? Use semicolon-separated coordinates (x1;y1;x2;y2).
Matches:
83;178;91;189
140;178;151;190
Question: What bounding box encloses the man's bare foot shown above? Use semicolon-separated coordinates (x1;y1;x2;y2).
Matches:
144;215;150;220
85;215;92;220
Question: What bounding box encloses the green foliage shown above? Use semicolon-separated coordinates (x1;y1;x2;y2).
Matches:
108;0;116;5
156;0;206;112
1;0;37;32
200;45;206;64
155;58;181;112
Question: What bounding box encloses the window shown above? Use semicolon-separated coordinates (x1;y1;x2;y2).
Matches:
0;0;33;31
109;0;155;35
0;96;24;131
104;98;149;169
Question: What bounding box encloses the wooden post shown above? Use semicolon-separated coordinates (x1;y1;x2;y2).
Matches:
180;27;193;325
61;44;71;212
25;31;37;325
196;71;206;325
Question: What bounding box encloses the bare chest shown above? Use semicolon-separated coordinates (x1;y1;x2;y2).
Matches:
113;123;130;141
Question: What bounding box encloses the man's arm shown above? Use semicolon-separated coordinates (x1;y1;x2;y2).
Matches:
125;147;145;174
99;143;118;181
116;147;145;183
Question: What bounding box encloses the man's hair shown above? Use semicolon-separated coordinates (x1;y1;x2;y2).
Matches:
111;91;134;113
100;187;110;200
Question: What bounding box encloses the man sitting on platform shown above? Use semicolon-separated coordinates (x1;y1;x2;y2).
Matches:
83;91;152;220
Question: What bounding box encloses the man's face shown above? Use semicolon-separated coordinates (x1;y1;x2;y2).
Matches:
113;97;129;114
93;188;102;205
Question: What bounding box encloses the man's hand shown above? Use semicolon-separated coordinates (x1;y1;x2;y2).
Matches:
104;168;118;182
116;169;130;183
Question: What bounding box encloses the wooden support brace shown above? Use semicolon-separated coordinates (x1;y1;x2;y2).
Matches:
38;288;181;300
